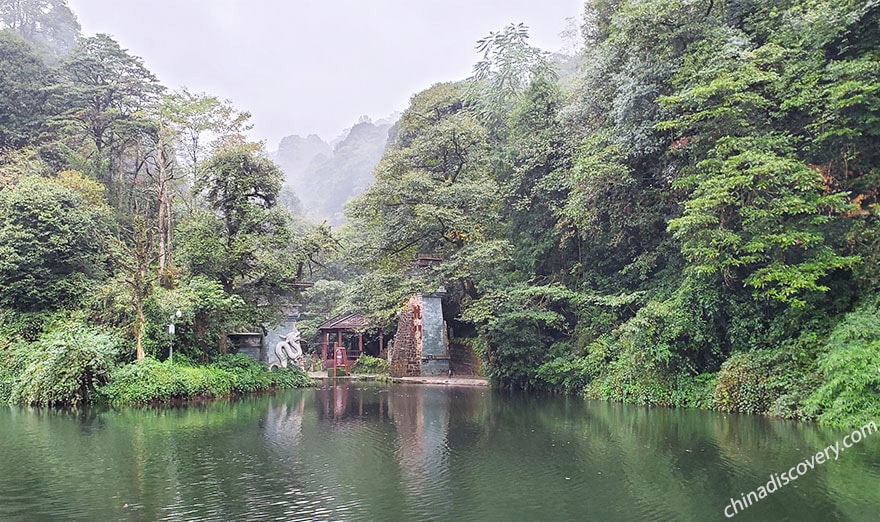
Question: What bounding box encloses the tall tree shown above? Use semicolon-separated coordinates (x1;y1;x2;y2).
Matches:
0;29;52;149
54;34;162;192
179;138;298;307
469;22;556;130
346;82;499;307
0;0;80;62
143;117;176;287
160;88;252;186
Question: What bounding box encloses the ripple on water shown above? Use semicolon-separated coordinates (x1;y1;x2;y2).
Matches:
2;386;880;521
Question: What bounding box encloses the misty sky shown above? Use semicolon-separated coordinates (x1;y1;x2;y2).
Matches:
67;0;583;149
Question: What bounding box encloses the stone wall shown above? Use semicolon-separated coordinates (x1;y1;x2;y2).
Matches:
389;294;421;377
228;333;264;361
263;313;298;364
449;339;481;376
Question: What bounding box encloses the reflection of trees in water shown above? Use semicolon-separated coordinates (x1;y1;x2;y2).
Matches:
0;400;285;519
387;385;452;502
2;388;878;520
518;399;873;520
263;394;306;451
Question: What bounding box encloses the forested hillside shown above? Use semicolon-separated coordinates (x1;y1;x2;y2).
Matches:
1;0;878;426
319;1;880;428
0;1;318;405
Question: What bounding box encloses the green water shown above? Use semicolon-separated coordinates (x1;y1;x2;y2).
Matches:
0;382;877;521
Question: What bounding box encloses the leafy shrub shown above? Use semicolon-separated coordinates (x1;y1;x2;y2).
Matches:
581;301;685;407
536;356;590;392
586;351;676;407
0;338;24;403
481;320;551;390
537;336;627;393
98;359;200;404
141;276;249;361
350;354;389;374
803;301;880;428
210;353;258;371
269;365;314;389
211;353;271;393
0;176;108;311
0;309;58;342
9;323;124;407
714;350;788;415
98;354;313;405
537;346;595;393
301;353;325;372
463;284;576;390
671;373;717;409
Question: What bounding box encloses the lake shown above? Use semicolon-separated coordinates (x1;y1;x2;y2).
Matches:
0;381;877;521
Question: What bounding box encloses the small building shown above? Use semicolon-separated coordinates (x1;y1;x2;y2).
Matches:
228;300;304;364
318;313;385;370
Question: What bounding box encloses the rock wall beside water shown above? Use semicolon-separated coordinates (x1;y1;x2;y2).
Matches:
388;294;450;377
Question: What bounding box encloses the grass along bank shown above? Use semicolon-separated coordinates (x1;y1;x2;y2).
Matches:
96;355;314;405
0;319;313;407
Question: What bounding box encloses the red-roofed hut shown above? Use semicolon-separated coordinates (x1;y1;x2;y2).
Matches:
317;313;385;370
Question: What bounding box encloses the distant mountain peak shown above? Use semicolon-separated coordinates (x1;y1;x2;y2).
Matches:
271;113;399;225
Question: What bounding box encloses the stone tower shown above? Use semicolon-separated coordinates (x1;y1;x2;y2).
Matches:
388;293;450;377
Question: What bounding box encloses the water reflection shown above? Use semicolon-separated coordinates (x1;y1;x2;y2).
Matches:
314;381;389;421
264;393;305;449
388;385;453;517
0;384;877;521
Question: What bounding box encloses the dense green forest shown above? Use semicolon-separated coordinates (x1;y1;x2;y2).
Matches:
321;0;879;429
1;0;878;427
0;0;316;405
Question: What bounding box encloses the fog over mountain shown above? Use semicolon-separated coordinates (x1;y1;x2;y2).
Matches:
272;114;399;224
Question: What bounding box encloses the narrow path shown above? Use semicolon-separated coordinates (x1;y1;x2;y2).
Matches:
392;376;488;387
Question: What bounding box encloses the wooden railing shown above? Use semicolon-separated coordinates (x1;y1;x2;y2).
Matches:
322;349;363;369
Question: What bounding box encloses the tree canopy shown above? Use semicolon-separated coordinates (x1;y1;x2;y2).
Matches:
335;0;880;428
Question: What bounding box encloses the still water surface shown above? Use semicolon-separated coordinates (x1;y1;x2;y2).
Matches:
0;382;878;521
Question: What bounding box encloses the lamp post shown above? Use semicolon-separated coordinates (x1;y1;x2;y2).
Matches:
168;309;182;365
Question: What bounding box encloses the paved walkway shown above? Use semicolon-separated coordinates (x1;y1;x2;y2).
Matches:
307;372;488;387
392;376;488;387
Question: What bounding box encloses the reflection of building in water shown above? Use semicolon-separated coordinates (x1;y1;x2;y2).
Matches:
314;382;388;422
387;386;452;503
310;383;453;506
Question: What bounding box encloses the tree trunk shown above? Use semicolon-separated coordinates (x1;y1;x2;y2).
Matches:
156;125;174;288
135;300;145;361
219;333;228;355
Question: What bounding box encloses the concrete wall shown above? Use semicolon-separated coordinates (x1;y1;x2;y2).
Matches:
419;295;449;376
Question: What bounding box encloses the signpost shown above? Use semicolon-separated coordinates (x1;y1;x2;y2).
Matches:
167;309;182;365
